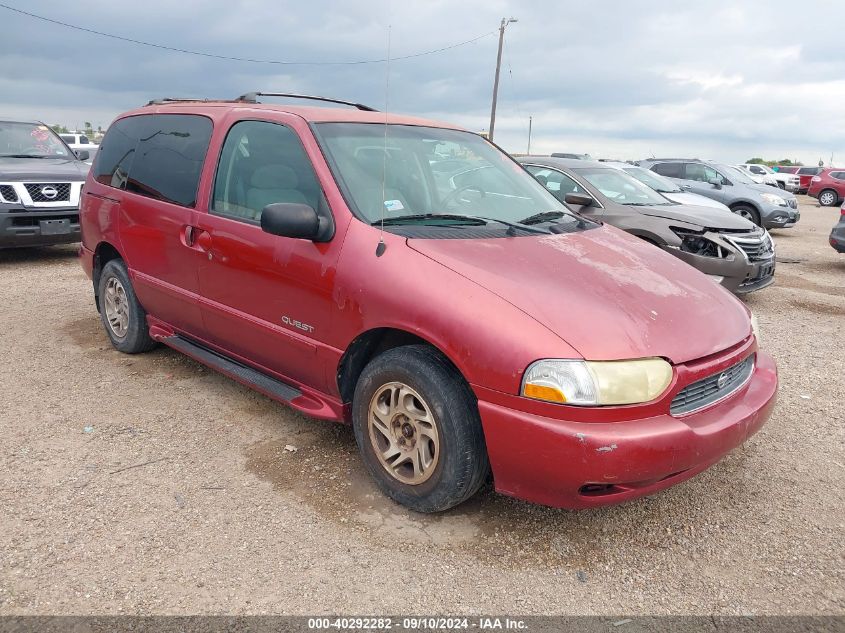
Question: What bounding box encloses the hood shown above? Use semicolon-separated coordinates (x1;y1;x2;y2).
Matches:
408;225;750;365
747;181;795;199
0;156;88;181
664;191;730;211
636;203;756;230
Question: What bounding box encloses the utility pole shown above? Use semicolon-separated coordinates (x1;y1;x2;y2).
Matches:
488;17;517;143
527;116;533;154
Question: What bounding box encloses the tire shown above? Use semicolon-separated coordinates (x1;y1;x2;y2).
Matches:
97;259;157;354
731;205;761;226
818;189;838;207
777;181;785;190
351;345;489;513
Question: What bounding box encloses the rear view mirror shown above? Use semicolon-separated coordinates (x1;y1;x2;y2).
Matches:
75;149;90;161
261;203;321;240
564;192;595;207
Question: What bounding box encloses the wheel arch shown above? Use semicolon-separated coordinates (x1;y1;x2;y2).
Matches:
336;327;469;405
728;200;762;223
92;241;124;311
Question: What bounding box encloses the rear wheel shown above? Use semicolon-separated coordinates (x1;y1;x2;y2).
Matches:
352;345;489;513
818;189;838;207
97;259;157;354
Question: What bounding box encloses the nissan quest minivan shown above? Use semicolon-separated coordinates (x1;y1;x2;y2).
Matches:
79;94;778;512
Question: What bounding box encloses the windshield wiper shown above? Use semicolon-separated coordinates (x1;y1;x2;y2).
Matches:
518;210;566;225
0;154;51;159
371;214;487;227
373;213;550;234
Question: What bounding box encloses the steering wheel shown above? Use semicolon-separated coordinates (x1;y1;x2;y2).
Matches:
442;184;486;207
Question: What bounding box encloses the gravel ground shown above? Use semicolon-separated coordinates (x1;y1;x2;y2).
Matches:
0;197;842;616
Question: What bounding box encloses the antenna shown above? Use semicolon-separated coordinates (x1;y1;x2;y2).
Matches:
376;6;392;258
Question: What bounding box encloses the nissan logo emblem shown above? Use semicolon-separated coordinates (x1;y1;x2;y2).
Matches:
716;372;729;389
40;185;58;199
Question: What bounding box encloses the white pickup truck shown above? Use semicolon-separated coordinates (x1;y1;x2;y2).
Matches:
737;163;799;192
59;133;98;164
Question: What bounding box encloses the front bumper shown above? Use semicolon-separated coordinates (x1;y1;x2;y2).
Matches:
662;231;775;295
831;223;845;253
761;203;799;229
0;206;81;248
476;349;777;509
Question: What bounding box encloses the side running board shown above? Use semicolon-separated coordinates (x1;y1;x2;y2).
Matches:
162;335;302;403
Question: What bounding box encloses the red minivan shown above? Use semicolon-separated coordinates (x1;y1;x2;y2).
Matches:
79;94;778;512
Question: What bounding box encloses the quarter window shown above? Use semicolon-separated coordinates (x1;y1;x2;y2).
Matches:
212;120;322;223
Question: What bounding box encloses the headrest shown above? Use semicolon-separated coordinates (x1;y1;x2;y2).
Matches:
250;164;298;189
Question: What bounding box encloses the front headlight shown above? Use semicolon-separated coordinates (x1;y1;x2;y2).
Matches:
522;358;673;406
761;193;788;207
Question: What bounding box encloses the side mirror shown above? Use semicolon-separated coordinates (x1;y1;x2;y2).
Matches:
564;192;595;207
75;150;90;161
261;203;321;240
709;179;722;190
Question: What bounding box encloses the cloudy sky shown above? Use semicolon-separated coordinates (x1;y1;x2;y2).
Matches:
1;0;842;164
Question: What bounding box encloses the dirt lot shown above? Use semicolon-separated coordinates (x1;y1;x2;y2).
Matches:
0;197;842;616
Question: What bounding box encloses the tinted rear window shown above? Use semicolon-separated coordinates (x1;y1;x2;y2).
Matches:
94;114;213;207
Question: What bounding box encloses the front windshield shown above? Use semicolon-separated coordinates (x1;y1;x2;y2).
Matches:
314;123;583;230
574;167;673;206
0;122;71;158
621;166;681;193
720;164;756;185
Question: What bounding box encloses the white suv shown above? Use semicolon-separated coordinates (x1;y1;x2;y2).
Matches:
738;163;799;192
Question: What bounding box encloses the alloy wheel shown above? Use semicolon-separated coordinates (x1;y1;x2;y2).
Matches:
367;381;440;485
103;276;129;339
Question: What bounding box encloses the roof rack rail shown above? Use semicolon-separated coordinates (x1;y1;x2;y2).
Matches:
236;92;378;112
144;97;240;106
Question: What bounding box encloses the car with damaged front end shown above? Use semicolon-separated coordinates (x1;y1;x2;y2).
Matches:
520;157;776;294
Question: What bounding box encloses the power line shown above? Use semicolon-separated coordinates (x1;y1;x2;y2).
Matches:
0;3;496;66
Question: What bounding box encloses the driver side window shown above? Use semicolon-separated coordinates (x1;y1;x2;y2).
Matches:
525;167;582;202
685;163;721;184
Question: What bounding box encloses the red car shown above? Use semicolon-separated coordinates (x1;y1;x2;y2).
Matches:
79;94;777;512
776;166;822;194
808;168;845;206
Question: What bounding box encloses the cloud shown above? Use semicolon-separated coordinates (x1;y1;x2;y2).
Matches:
1;0;844;164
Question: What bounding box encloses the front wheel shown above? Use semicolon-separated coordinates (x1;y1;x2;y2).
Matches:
818;189;838;207
732;205;761;226
97;259;157;354
352;345;489;513
777;181;785;190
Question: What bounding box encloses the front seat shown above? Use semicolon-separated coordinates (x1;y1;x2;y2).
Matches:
245;164;307;220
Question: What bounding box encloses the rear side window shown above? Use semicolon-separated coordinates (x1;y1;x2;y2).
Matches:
212;120;322;223
830;171;845;180
94;114;213;207
651;162;682;178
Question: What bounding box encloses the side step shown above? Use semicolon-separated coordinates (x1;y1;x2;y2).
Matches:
162;335;302;402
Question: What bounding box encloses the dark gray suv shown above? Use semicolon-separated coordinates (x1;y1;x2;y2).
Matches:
637;159;799;229
0;120;89;248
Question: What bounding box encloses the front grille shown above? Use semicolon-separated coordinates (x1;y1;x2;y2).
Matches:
671;355;755;416
727;233;775;262
24;183;71;203
787;198;798;209
0;185;18;203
